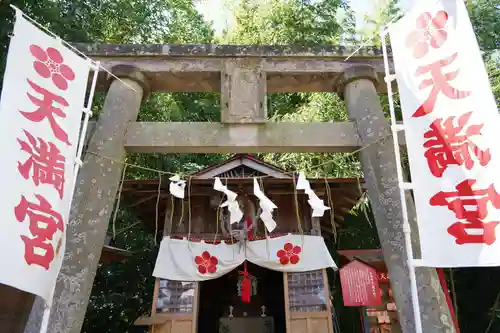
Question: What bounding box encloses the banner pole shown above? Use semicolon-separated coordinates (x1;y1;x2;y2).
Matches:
380;27;423;333
71;60;100;196
39;305;51;333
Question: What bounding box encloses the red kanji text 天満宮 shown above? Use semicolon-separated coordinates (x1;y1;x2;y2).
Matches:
430;179;500;245
413;53;471;117
423;112;491;177
20;79;71;146
18;129;66;198
14;194;64;269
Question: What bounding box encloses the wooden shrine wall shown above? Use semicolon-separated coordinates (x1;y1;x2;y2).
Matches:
284;269;334;333
165;194;313;236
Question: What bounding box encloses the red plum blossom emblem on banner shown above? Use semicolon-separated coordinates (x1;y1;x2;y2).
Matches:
405;11;448;58
277;242;302;265
195;251;218;274
30;45;75;91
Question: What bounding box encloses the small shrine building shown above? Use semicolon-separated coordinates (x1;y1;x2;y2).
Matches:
120;154;407;333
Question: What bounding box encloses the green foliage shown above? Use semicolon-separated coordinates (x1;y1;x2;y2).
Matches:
485;57;500;105
222;1;360;179
357;0;403;46
263;93;362;178
468;0;500;53
85;211;157;332
0;0;214;82
222;0;354;45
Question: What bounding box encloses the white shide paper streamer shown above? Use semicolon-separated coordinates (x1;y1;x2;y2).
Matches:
296;172;330;217
214;177;244;224
253;178;277;232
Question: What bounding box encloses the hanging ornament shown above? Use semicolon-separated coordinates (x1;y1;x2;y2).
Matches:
214;177;243;224
169;175;186;199
253;178;277;232
238;262;253;303
296;171;330;217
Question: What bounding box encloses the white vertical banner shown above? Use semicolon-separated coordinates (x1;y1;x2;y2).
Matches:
0;10;91;301
389;0;500;267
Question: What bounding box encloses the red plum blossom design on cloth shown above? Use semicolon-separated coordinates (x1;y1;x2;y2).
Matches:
405;11;449;58
277;242;302;265
30;45;75;91
195;251;218;274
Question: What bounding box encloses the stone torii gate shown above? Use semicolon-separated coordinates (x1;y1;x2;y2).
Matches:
26;44;456;333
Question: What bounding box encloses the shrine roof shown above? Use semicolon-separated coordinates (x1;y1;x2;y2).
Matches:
100;245;131;264
190;153;290;178
121;154;365;235
337;249;386;271
338;249;385;263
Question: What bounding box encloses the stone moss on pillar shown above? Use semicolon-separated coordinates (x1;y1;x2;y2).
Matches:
27;65;150;333
338;65;456;333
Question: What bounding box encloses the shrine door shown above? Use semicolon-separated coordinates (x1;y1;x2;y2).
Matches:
150;278;200;333
283;269;334;333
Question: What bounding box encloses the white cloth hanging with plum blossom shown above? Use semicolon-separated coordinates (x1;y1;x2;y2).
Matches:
246;234;336;272
153;234;337;281
152;237;245;281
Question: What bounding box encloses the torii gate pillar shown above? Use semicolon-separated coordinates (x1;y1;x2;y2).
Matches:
340;65;456;333
25;65;149;333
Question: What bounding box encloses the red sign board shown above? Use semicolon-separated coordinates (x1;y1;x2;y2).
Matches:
339;260;382;307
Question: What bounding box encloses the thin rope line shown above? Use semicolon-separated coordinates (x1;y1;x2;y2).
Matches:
154;172;162;244
213;194;225;243
292;172;303;236
449;268;459;326
356;173;372;227
169;196;175;236
86;133;389;182
86;151;184;176
485;289;500;333
324;177;337;241
187;177;192;240
280;134;391;176
178;197;185;229
344;4;406;62
113;221;141;236
112;165;128;239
